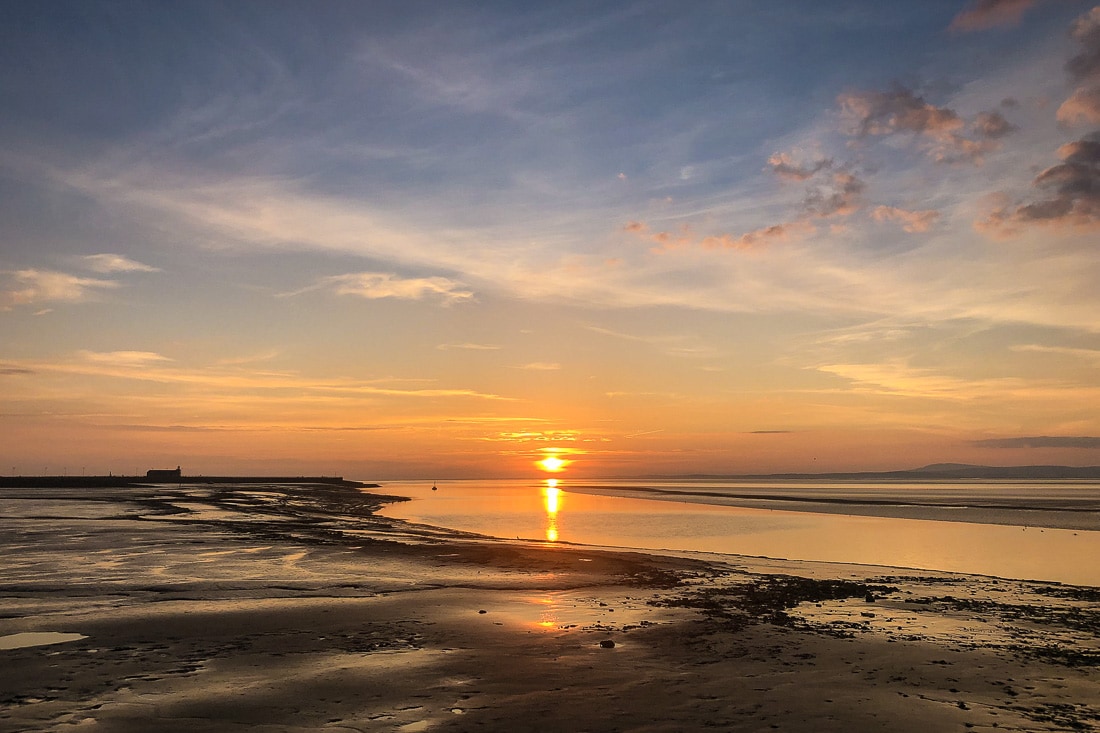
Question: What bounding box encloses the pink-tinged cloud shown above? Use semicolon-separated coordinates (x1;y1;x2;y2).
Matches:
972;110;1016;139
840;86;963;138
702;219;815;250
624;217;812;253
1058;8;1100;128
871;206;941;233
0;269;120;309
650;228;695;253
949;0;1037;32
978;133;1100;234
766;151;833;182
803;171;865;218
1066;6;1100;83
1057;87;1100;125
622;223;695;254
627;156;865;256
839;85;1014;164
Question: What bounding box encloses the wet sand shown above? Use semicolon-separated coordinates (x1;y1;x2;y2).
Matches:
0;482;1097;732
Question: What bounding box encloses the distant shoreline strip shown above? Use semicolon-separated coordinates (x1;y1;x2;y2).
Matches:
569;484;1100;516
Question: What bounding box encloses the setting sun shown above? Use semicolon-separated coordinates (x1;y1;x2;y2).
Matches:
536;455;570;473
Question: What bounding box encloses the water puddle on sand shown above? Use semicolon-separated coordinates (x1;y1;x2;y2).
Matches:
397;722;430;733
0;632;87;650
465;590;666;635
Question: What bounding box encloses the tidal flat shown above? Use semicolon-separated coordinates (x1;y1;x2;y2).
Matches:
0;481;1097;732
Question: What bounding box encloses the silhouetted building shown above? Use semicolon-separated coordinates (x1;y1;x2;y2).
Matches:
146;466;182;481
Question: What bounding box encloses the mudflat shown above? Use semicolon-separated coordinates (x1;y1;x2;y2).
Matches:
0;482;1097;732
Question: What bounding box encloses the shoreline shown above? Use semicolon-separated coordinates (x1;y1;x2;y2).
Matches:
381;479;1100;585
1;481;1097;731
566;481;1100;531
0;475;377;489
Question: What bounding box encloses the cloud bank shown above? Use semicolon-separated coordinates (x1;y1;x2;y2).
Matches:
839;85;1015;164
973;435;1100;449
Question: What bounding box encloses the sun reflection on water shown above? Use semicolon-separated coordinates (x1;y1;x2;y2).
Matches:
542;480;562;542
523;595;562;631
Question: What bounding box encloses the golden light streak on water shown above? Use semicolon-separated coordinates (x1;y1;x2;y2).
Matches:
543;481;562;542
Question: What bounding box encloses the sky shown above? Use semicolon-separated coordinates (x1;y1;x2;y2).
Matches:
2;0;1100;479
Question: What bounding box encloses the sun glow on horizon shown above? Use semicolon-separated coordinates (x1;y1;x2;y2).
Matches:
536;455;571;473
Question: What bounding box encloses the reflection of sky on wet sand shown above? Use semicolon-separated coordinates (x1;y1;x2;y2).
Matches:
378;480;1100;586
475;590;658;635
0;632;87;650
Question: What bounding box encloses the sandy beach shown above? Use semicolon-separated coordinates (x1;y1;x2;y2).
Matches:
1;481;1097;732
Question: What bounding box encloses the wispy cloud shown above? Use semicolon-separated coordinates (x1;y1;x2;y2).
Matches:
870;205;940;233
9;352;510;403
215;349;282;366
516;362;561;371
949;0;1038;32
480;430;579;443
765;151;833;182
625;164;881;256
585;325;651;342
291;272;474;305
626;218;815;253
76;350;173;367
81;254;161;274
437;343;501;351
585;324;718;361
812;359;1100;419
1011;343;1100;363
1;269;120;308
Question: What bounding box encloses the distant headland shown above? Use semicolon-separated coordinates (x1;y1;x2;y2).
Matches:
0;468;377;489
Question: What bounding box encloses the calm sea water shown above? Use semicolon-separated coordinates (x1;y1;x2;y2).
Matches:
374;478;1100;586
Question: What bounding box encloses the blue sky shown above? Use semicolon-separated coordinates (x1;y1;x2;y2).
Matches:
2;1;1099;478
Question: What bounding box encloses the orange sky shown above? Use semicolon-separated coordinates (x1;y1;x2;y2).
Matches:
2;2;1099;478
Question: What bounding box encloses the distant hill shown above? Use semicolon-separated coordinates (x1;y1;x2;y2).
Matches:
912;463;985;473
654;465;1100;481
905;464;1100;480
